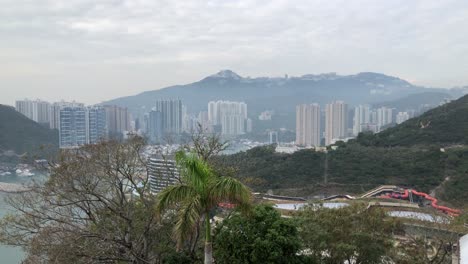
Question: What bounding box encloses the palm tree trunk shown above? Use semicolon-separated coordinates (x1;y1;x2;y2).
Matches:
204;214;213;264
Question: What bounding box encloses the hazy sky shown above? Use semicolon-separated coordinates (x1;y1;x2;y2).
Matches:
1;0;468;106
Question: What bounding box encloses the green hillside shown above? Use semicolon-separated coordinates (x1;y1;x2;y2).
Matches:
356;94;468;147
215;95;468;207
0;104;58;160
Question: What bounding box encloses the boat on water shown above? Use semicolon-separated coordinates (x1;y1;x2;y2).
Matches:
15;169;34;177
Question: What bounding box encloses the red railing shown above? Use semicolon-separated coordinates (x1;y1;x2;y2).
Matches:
382;189;461;216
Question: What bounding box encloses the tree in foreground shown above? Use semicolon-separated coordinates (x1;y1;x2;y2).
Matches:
0;137;178;263
156;151;251;264
213;204;306;264
297;203;400;264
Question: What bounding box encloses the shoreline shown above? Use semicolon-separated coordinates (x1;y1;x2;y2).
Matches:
0;182;31;193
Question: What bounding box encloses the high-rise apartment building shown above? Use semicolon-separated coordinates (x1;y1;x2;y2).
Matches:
155;99;182;135
353;105;371;136
15;99;51;126
148;156;180;194
376;107;393;129
246;118;253;133
103;105;130;137
207;101;248;136
49;101;85;130
325;101;348;145
59;107;88;148
87;107;107;144
148;110;163;144
197;111;211;132
396;112;410;124
296;104;321;146
59;106;107;148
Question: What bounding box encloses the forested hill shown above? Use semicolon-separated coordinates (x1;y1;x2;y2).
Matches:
356;93;468;147
215;93;468;207
0;104;58;158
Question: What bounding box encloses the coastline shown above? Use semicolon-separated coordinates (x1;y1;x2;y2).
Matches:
0;182;30;193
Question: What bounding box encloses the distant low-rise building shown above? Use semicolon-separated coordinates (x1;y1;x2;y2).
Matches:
258;110;273;120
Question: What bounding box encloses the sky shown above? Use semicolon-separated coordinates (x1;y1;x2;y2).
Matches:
1;0;468;106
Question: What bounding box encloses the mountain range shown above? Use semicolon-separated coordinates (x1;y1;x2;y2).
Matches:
103;70;467;120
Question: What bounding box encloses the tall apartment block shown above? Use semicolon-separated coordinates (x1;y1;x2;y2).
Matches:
49;101;85;130
59;106;107;148
103;105;130;138
15;99;51;127
353;105;371;136
155;99;183;135
59;107;88;148
325;101;348;145
396;112;410;124
87;107;107;144
376;107;394;129
208;100;248;136
148;156;180;194
296;104;321;147
148;110;163;143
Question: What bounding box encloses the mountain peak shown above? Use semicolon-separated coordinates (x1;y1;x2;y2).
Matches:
208;70;242;80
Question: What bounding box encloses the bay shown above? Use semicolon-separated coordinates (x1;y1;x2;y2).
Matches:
0;172;45;264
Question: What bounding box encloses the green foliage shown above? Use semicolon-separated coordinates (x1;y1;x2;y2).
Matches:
0;104;58;156
213;204;306;264
297;204;400;264
163;252;194;264
214;143;445;194
439;148;468;206
213;146;324;190
0;138;179;263
356;94;468;147
156;151;252;263
328;143;445;192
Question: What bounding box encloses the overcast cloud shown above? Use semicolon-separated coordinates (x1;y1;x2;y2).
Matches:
1;0;468;105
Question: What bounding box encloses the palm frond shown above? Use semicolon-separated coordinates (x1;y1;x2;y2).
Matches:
175;151;214;192
156;184;197;215
174;197;202;250
211;176;252;211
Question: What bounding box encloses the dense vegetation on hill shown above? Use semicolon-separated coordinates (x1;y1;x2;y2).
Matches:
213;143;446;195
356;94;468;147
216;95;468;206
0;105;58;160
440;147;468;207
213;145;324;190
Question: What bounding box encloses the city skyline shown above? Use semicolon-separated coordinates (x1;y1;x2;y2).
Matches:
2;1;468;106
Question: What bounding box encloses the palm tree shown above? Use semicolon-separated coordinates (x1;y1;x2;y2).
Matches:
156;151;251;264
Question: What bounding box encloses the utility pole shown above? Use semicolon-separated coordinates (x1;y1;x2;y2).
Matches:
324;150;328;185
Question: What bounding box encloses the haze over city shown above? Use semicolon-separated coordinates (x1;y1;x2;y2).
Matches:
2;0;468;106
